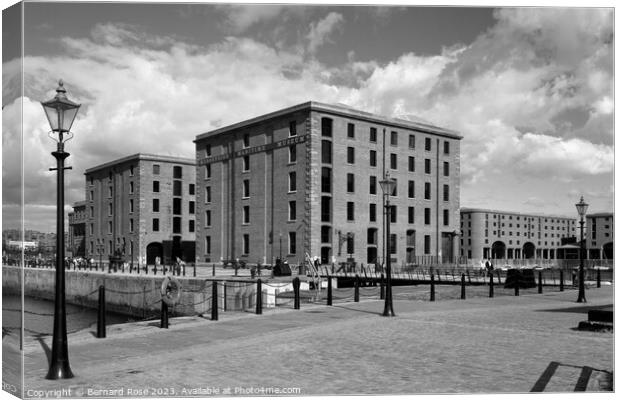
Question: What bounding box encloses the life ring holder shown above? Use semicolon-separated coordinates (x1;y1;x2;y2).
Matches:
161;276;182;306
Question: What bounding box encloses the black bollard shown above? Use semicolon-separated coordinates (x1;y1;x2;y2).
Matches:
597;269;601;288
327;277;333;306
430;274;436;301
97;285;106;338
461;273;466;300
160;301;169;329
211;281;219;321
256;279;263;315
380;273;385;300
489;274;494;298
538;271;543;294
293;277;301;309
559;270;564;291
515;283;520;296
354;275;360;302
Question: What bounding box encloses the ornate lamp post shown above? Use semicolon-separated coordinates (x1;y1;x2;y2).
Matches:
575;196;588;303
379;173;397;317
41;80;81;379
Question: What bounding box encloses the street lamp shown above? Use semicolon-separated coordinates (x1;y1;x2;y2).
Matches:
41;80;81;380
379;173;397;317
575;196;588;303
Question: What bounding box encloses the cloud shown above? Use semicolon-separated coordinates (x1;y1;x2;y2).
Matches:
217;5;287;34
306;12;344;54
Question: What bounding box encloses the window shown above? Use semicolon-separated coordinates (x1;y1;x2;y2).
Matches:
289;145;297;163
408;207;415;224
243;206;250;224
321;197;331;222
390;205;397;223
369;176;377;195
243;179;250;198
443;209;449;226
173;166;182;179
129;199;134;213
347;123;355;138
321;140;332;164
108;203;113;216
153;218;160;232
346;235;354;254
90;206;94;218
289;232;297;255
153;164;160;175
129;182;134;194
425;138;431;151
424;182;431;200
205;186;211;203
390;234;397;254
321;167;331;193
408;156;415;172
189;201;195;214
129;166;135;176
205;210;212;226
205;164;211;179
173;180;182;196
243;155;250;172
189;220;195;233
424;208;431;225
390;131;398;146
288;171;297;192
424;235;431;254
347;147;355;164
243;133;250;148
321;117;332;137
370;127;377;142
90;223;94;235
390;153;397;169
370;150;377;167
369;203;377;222
406;230;415;247
425;159;431;174
173;217;181;234
153;181;160;192
289;201;296;221
390;179;398;197
173;198;182;215
89;190;94;201
89;176;93;185
205;236;211;254
444;141;450;155
443;184;449;202
321;226;331;243
189;184;195;195
409;134;415;149
408;180;415;198
443;162;449;177
205;144;212;156
347;202;355;221
367;228;378;245
243;234;250;255
108;186;113;198
153;199;160;212
347;173;355;193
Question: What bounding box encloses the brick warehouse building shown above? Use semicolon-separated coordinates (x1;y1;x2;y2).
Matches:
459;208;577;261
586;212;613;260
194;102;462;267
68;200;87;258
81;153;196;267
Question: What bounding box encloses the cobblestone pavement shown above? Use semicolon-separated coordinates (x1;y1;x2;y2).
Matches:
16;285;614;397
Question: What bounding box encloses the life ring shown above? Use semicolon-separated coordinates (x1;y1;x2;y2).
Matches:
161;276;182;306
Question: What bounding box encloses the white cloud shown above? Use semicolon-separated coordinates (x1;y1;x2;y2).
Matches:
306;12;344;54
218;5;287;34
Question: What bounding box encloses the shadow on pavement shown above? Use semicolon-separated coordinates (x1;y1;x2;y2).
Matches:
535;304;613;314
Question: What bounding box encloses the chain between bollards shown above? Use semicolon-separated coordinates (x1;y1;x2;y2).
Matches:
211;281;218;321
430;274;435;302
97;285;106;338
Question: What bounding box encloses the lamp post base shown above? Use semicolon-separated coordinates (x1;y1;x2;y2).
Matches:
46;361;73;380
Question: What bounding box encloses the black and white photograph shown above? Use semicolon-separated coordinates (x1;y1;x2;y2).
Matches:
1;1;615;398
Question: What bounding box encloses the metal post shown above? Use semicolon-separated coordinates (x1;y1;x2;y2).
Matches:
293;277;300;309
211;281;218;321
577;217;586;302
430;274;435;301
160;301;169;329
327;277;333;306
489;274;494;298
380;273;385;300
212;263;215;276
46;142;73;380
354;275;360;302
560;269;564;291
515;282;520;296
96;285;106;338
461;273;466;300
597;268;601;288
256;279;262;315
538;270;543;294
383;200;395;316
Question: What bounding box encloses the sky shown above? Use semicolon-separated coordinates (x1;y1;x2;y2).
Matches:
1;1;615;232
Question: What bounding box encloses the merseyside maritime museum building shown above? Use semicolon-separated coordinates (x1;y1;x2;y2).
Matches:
194;101;462;267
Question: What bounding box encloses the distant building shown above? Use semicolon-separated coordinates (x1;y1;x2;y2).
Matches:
83;153;196;266
68;201;87;258
460;208;576;260
586;212;613;259
194;101;462;266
